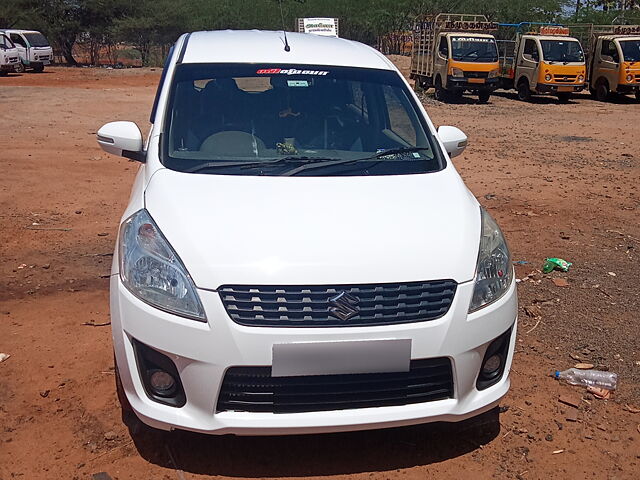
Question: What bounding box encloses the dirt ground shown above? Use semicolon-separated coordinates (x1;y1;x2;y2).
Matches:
1;64;639;480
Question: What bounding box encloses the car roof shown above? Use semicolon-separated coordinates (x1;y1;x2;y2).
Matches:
0;29;42;35
181;30;396;70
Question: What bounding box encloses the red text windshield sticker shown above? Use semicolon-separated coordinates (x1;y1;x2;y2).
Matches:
256;68;329;76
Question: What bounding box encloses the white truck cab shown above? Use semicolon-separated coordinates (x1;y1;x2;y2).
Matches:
0;33;20;75
97;30;517;436
0;29;53;72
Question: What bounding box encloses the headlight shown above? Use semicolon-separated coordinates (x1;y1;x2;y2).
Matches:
119;209;206;321
469;208;513;312
488;69;499;78
545;73;552;81
626;74;633;82
578;74;585;82
451;67;464;78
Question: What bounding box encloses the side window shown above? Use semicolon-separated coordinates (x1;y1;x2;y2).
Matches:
524;39;538;60
0;35;8;49
11;34;26;47
601;40;619;62
438;36;448;57
383;86;417;146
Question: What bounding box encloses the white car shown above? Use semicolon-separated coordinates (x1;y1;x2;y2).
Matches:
0;33;20;75
97;30;517;435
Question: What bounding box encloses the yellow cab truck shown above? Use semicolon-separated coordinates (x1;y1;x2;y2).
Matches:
570;24;640;102
497;25;586;102
410;13;500;103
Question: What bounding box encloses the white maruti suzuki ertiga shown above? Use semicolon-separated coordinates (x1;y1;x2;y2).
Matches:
97;30;517;435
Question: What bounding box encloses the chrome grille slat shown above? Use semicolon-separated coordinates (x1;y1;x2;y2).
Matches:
219;280;457;327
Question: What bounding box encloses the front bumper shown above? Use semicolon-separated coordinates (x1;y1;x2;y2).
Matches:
617;83;640;94
536;83;585;94
447;76;499;91
111;275;518;435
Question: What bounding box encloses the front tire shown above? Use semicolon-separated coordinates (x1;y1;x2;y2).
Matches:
14;62;25;74
434;76;449;102
517;80;531;101
32;63;44;73
478;91;491;103
596;82;609;102
635;90;640;102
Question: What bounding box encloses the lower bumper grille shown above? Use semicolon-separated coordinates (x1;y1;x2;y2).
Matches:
217;357;454;414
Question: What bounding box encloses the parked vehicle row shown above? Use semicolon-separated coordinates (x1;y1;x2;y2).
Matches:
0;29;53;73
410;15;640;103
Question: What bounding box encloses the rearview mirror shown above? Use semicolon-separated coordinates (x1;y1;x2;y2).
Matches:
97;121;145;162
437;126;467;158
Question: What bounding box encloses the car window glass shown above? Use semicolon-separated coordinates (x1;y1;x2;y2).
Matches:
163;64;443;177
438;36;448;57
524;39;537;59
10;34;26;47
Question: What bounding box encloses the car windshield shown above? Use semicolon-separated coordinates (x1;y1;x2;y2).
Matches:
450;36;498;62
0;34;15;49
540;40;584;63
23;32;49;47
162;64;443;176
619;40;640;62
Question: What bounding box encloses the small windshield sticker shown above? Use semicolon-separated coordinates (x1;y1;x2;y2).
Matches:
287;80;309;87
256;68;329;76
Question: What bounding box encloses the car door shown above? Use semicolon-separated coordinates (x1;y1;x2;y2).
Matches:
597;39;620;89
435;34;449;87
9;33;27;63
518;38;539;89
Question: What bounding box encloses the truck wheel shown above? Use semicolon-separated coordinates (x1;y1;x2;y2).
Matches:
32;64;44;73
434;77;449;102
635;90;640;102
0;70;7;77
478;91;491;103
517;80;531;102
596;82;609;102
14;63;25;74
557;93;571;103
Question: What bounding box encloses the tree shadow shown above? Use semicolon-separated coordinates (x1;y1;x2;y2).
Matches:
125;407;501;477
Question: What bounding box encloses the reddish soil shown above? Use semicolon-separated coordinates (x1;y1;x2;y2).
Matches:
1;65;639;479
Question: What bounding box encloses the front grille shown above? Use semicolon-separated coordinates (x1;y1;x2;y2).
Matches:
8;57;18;63
465;71;489;79
219;280;457;327
553;74;577;83
217;357;454;413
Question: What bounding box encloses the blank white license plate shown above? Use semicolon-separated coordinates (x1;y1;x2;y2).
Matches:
272;339;411;377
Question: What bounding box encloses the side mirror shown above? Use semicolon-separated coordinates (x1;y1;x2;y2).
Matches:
97;121;145;162
438;126;467;158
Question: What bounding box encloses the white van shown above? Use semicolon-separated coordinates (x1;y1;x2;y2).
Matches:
0;29;53;72
97;30;517;435
0;32;20;75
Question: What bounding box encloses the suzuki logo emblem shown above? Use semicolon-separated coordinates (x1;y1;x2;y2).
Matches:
328;291;360;321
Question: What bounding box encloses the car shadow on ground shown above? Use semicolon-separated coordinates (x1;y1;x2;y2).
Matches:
125;408;501;476
491;90;581;105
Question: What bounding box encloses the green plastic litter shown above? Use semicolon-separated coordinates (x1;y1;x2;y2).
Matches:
543;258;572;273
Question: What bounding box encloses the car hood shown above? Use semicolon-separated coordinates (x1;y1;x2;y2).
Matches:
144;168;481;289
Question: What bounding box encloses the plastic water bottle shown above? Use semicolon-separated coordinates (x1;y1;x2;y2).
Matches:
554;368;617;390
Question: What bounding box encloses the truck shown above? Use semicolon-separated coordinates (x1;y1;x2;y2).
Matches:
296;18;339;37
569;24;640;102
0;32;20;76
410;13;501;103
0;29;53;72
497;25;586;103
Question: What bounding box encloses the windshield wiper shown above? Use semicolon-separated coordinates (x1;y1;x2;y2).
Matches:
279;147;430;177
184;156;340;174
